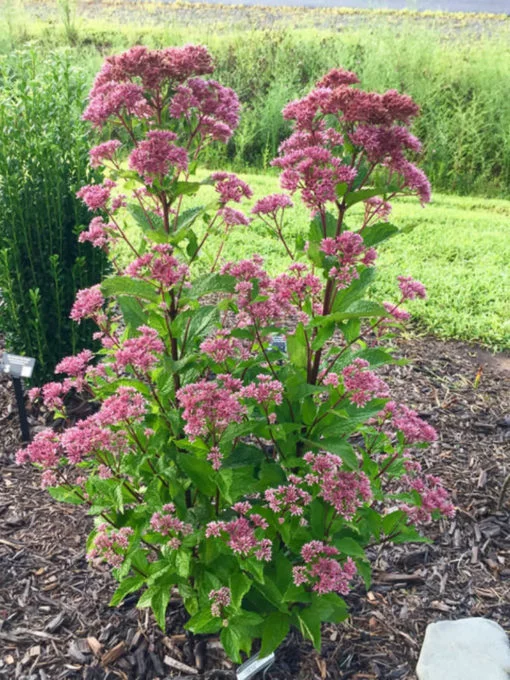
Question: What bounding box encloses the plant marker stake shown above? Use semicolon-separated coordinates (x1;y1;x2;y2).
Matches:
236;652;275;680
0;352;36;442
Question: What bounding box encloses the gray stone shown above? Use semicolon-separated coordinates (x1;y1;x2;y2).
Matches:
416;618;510;680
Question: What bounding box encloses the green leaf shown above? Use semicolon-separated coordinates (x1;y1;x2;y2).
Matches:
48;486;84;505
176;205;205;231
186;607;222;634
176;453;216;496
345;188;381;207
311;592;348;623
304;438;357;470
152;586;171;630
110;575;145;606
311;322;335;351
230;572;252;609
297;606;322;651
332;299;387;321
362;221;399;247
335;537;366;559
287;323;307;370
187;273;236;299
382;510;408;536
174;181;201;197
221;626;243;663
101;276;159;303
128;203;166;239
332;267;376;313
260;613;290;657
118;296;147;333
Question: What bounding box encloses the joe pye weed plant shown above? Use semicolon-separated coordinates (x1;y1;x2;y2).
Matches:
17;46;454;662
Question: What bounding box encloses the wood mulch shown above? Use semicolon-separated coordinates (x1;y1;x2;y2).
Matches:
1;334;509;679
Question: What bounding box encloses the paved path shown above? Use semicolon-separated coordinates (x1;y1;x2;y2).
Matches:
184;0;509;13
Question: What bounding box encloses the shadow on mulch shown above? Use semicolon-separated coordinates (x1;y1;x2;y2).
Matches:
0;334;509;680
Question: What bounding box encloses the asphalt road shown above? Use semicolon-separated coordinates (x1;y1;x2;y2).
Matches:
184;0;509;12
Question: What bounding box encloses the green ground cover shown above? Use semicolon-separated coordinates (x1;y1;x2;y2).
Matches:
178;171;509;349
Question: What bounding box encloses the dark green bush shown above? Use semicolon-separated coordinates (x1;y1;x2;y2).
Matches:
0;49;106;381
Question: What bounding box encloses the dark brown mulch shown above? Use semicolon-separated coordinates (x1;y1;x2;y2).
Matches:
1;334;509;680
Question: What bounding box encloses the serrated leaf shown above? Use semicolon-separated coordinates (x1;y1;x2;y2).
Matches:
230;572;252;609
110;575;144;607
335;537;366;558
221;626;243;663
186;607;222;634
332;299;387;321
287;324;307;370
260;613;290;657
48;486;84;505
152;587;171;630
345;188;381;207
101;276;159;303
362;221;399;247
176;453;216;496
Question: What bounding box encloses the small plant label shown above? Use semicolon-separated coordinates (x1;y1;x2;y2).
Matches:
1;352;36;379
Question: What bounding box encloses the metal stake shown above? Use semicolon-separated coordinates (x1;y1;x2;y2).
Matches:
13;377;31;442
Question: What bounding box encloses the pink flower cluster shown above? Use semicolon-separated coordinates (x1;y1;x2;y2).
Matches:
240;374;284;408
383;401;437;444
83;45;214;128
401;473;455;524
397;275;427;301
200;330;249;363
217;206;251;228
70;285;105;323
128;130;188;183
292;541;357;595
79;216;113;249
222;256;322;328
210;587;231;618
304;452;372;518
97;387;147;426
265;480;312;523
170;78;240;143
274;67;429;209
321;232;376;287
114;325;165;373
89;140;122;168
206;514;271;561
211;172;253;205
76;180;115;211
251;193;293;217
16;429;59;468
177;375;246;440
55;349;93;377
342;358;389;407
125;244;189;288
88;524;134;568
150;503;193;549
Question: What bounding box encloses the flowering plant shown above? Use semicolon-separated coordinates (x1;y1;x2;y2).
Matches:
17;47;453;663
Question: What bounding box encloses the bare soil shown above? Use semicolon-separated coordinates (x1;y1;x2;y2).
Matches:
1;333;509;679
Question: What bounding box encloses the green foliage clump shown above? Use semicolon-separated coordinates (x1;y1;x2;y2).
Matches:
0;49;106;380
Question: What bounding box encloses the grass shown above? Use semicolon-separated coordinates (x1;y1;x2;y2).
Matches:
174;170;509;350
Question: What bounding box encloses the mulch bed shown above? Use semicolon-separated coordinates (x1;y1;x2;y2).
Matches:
1;334;509;679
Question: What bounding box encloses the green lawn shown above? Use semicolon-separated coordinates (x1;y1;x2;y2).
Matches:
185;172;509;350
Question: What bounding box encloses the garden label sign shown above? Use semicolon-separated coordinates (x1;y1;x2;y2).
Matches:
1;352;35;442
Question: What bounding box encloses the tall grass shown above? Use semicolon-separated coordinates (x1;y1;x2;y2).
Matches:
0;50;107;381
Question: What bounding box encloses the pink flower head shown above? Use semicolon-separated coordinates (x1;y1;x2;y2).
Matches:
316;68;360;89
78;216;112;249
41;381;66;410
207;446;223;471
241;374;284;407
97;387;147;426
251;193;293;216
303;452;372;518
217;206;251;227
382;301;411;323
76;182;115;211
113;325;164;373
87;526;134;568
55;349;93;377
60;415;115;463
364;196;392;223
210;587;231;617
265;482;312;519
200;330;249;363
342;358;390;407
293;540;357;595
70;285;104;323
128;130;188;183
386;401;437;444
170;78;240;142
125;243;189;288
321;231;377;288
89;140;122;168
211;172;253;204
15;429;59;468
206;515;272;561
150;504;193;548
83;81;152;129
177;375;245;441
401;472;454;524
397;275;427;301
